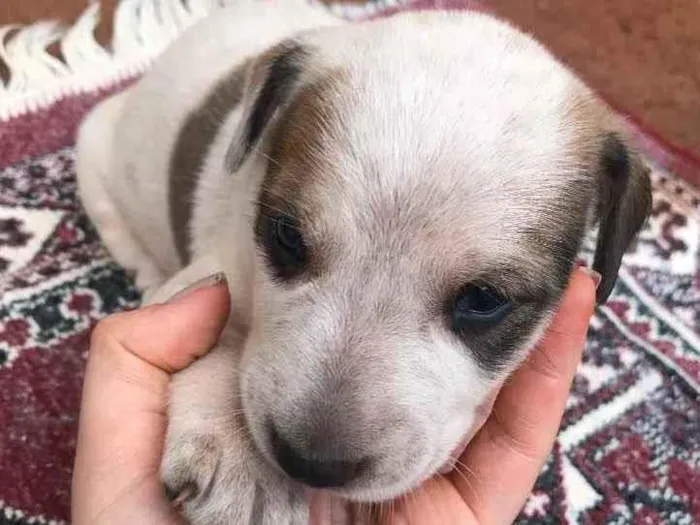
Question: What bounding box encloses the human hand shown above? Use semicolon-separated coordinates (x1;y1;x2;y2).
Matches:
71;276;230;525
71;266;596;525
374;266;598;525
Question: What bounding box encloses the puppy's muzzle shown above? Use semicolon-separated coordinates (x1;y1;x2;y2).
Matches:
268;424;372;489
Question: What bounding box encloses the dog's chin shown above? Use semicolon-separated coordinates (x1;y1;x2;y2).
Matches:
352;425;479;502
244;426;439;503
249;444;431;503
311;472;430;504
304;444;459;504
333;450;462;503
351;475;435;503
339;442;473;504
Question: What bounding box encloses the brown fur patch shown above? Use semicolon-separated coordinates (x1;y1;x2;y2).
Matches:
226;41;309;173
255;70;350;278
169;59;250;264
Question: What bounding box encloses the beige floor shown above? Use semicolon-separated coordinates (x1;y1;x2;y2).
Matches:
487;0;700;156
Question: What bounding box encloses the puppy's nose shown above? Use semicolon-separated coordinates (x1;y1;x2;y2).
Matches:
270;427;366;488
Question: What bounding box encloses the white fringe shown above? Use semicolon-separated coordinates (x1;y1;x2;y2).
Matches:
0;0;405;122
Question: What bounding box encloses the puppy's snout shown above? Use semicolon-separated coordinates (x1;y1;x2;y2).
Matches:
269;425;369;488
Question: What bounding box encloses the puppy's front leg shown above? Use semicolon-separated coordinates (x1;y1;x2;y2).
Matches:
150;261;308;524
162;338;307;525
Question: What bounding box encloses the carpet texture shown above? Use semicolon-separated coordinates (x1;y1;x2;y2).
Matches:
0;1;699;524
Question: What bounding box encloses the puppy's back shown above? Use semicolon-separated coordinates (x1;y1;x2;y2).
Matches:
85;2;341;275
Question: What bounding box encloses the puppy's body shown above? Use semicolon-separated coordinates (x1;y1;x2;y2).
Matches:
77;4;651;523
78;2;340;290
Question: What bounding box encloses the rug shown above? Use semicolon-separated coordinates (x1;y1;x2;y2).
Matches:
0;1;698;524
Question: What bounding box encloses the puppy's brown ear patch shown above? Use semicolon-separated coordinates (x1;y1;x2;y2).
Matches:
226;41;309;172
593;133;652;303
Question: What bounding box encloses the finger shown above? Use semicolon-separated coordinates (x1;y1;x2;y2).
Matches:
479;268;597;459
452;267;597;524
72;278;229;524
381;478;477;525
91;274;230;373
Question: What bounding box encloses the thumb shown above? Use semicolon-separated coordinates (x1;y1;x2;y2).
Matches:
90;273;230;373
72;274;230;524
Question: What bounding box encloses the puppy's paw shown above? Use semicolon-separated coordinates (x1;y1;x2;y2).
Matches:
161;432;221;506
161;427;308;525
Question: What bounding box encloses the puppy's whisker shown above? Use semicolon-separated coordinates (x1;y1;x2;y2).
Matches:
254;149;283;170
358;500;366;524
254;190;297;212
451;459;482;506
388;497;397;524
452;458;479;479
249;198;295;218
406;485;419;525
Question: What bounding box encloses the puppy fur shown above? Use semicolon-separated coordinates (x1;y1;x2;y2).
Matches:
76;3;652;524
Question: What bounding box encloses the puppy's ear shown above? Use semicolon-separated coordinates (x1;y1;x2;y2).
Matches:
227;40;309;172
592;134;652;303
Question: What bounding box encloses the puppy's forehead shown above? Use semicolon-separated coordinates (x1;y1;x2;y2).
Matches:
263;14;605;288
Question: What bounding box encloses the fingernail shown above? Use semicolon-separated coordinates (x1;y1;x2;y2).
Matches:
167;272;227;303
579;267;602;290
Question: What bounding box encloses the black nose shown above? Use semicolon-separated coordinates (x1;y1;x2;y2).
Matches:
270;427;365;488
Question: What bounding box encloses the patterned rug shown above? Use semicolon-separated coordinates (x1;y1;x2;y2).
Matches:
1;1;698;524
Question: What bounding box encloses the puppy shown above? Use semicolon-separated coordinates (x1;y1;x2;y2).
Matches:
76;3;652;523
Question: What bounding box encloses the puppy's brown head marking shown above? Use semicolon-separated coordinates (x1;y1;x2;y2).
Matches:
170;40;311;266
255;72;349;283
226;41;310;173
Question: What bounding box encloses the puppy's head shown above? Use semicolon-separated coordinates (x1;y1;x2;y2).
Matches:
230;12;651;501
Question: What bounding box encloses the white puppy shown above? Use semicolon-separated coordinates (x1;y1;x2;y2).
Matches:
76;3;651;523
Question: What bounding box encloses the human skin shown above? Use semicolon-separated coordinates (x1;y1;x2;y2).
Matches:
71;267;597;525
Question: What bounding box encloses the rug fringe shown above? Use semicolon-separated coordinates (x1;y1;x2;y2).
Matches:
0;499;66;525
0;0;405;122
0;0;221;121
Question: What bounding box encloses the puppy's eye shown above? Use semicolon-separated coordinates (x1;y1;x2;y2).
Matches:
451;284;511;329
275;218;304;256
263;216;307;278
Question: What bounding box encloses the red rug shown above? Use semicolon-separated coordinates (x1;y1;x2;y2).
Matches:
0;1;698;523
